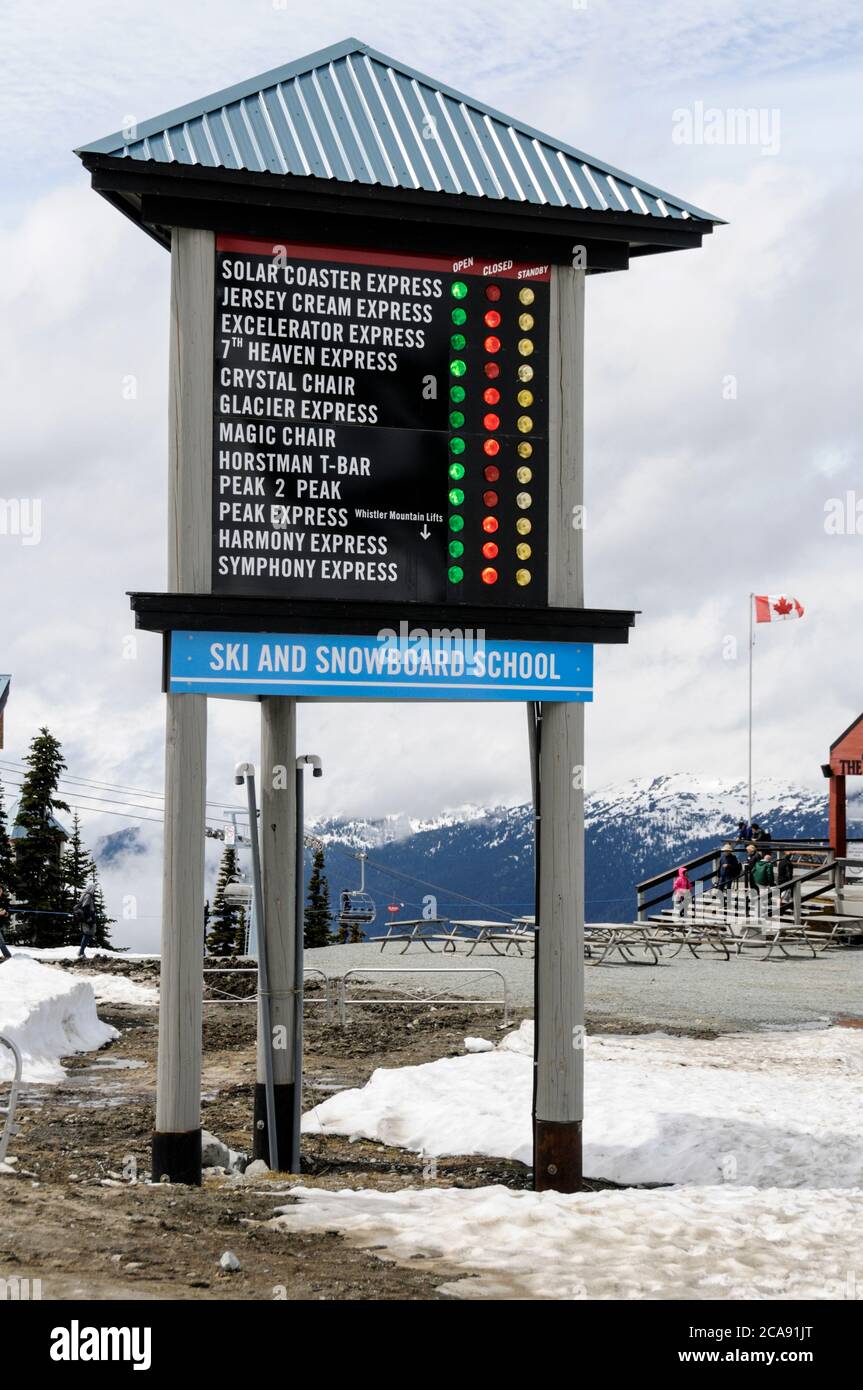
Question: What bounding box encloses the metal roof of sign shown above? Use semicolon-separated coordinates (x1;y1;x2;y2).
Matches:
77;37;721;225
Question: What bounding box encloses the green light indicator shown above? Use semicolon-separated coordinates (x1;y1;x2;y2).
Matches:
448;565;465;584
451;307;467;326
450;359;467;378
448;487;465;507
449;436;466;455
448;462;465;481
449;539;464;559
450;333;466;351
450;384;466;403
451;281;468;299
449;514;465;532
449;410;465;429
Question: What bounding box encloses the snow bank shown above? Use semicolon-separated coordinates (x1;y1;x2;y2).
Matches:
0;957;119;1083
303;1022;863;1189
275;1184;863;1301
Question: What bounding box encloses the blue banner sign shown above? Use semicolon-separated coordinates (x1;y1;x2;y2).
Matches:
169;629;593;702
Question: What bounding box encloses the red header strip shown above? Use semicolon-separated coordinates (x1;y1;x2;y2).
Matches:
216;234;551;282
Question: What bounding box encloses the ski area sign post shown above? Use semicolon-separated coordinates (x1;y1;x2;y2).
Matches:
77;38;721;1189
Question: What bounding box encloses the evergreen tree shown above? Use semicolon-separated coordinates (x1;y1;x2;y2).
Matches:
234;905;248;957
61;811;89;899
13;728;70;946
348;919;366;944
87;862;114;949
209;844;244;956
59;812;113;948
0;781;16;942
304;846;332;948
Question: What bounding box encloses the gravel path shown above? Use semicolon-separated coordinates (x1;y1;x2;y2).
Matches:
306;937;863;1033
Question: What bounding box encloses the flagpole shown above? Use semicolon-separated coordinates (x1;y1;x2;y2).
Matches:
748;593;753;824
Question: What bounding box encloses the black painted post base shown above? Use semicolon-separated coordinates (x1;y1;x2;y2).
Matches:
152;1128;202;1186
252;1082;298;1172
533;1118;583;1192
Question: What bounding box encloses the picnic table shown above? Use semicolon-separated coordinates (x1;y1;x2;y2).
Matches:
378;918;463;954
451;919;536;956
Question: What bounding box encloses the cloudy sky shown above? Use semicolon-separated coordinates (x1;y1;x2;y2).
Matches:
1;0;861;946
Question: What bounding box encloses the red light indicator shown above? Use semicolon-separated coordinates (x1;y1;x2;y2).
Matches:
483;412;500;431
481;566;499;585
482;515;499;534
483;387;500;405
483;490;499;508
484;335;501;353
484;310;501;328
485;284;501;302
482;541;499;559
483;439;500;457
483;464;500;482
484;362;500;380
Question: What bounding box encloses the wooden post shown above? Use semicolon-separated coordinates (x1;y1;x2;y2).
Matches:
255;698;298;1169
534;265;585;1194
152;228;213;1185
829;773;847;859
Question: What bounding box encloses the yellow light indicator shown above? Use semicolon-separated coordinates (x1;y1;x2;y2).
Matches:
516;517;532;535
518;338;534;357
517;364;534;382
518;312;534;331
516;466;532;484
516;542;532;560
517;441;533;459
518;287;535;305
515;568;532;586
516;491;532;510
517;415;533;434
517;389;534;407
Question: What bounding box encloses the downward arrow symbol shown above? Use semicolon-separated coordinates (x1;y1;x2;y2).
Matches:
420;525;430;539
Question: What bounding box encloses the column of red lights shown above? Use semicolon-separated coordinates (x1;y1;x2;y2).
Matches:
480;282;535;587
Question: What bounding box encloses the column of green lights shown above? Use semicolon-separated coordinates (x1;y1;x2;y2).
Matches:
447;279;469;586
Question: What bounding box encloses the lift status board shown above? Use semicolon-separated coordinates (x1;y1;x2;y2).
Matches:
213;236;550;608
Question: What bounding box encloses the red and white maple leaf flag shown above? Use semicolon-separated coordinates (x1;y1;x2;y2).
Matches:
754;594;805;623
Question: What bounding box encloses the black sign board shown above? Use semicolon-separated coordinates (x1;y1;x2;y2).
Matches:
213;237;550;608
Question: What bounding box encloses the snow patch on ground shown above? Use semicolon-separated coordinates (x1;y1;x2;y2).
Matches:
80;973;158;1007
274;1184;863;1301
302;1021;863;1189
10;947;157;961
0;957;119;1083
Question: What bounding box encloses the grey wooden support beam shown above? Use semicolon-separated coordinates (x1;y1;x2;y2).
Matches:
534;265;586;1193
254;697;298;1170
152;227;213;1185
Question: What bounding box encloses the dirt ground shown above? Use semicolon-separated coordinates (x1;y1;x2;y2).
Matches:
1;955;564;1301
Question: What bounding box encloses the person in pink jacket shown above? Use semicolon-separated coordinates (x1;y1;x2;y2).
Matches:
672;867;694;918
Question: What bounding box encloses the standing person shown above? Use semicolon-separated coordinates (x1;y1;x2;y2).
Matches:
672;866;695;919
0;885;12;961
717;844;742;893
743;842;762;889
73;886;97;958
752;852;775;914
736;818;751;843
776;850;793;913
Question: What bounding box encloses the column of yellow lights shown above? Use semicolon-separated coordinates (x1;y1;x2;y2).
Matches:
514;285;535;587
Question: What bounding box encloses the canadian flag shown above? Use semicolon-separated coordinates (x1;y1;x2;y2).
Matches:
754;594;805;623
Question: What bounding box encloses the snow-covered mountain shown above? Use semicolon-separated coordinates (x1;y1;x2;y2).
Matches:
311;775;861;927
